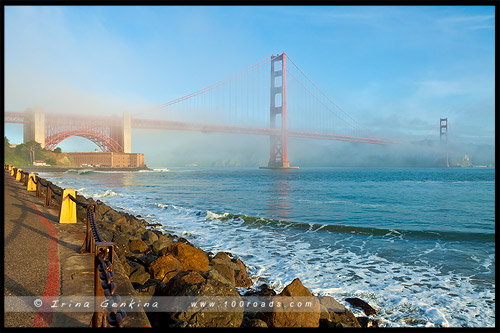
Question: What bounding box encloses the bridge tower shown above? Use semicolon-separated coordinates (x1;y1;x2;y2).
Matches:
109;112;131;153
263;52;297;169
440;117;449;168
122;112;131;153
23;106;45;148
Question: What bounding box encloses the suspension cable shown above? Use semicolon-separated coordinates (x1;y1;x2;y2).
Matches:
135;55;279;117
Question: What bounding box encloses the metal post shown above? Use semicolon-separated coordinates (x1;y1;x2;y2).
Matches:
80;204;96;254
36;177;42;197
91;246;106;327
45;182;52;207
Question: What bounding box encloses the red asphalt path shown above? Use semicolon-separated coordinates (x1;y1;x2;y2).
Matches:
32;199;60;327
4;173;61;327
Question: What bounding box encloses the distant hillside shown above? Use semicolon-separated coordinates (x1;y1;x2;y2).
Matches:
4;136;75;167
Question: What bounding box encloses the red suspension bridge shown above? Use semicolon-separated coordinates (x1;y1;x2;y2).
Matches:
4;52;447;168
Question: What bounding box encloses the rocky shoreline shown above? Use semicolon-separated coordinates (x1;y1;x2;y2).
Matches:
42;176;379;328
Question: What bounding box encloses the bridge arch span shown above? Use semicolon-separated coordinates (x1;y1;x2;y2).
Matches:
44;129;123;152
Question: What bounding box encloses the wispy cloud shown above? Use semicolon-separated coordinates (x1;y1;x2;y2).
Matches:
439;14;494;23
414;80;464;97
437;14;495;31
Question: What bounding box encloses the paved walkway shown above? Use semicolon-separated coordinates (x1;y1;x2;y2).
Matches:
4;170;150;328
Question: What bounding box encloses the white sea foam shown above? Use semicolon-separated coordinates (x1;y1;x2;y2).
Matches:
205;211;229;220
424;307;450;327
181;231;196;238
80;189;122;198
63;169;93;175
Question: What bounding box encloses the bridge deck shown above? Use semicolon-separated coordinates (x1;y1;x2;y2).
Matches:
131;118;391;144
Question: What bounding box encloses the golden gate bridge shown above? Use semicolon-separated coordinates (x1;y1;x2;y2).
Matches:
4;52;448;168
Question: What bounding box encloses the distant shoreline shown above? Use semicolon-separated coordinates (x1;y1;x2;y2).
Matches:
20;166;152;173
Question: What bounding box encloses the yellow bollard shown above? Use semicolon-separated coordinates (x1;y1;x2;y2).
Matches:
59;189;77;223
27;173;37;191
15;169;22;181
11;167;15;177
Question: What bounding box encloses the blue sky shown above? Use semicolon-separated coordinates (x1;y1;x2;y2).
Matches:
4;6;495;160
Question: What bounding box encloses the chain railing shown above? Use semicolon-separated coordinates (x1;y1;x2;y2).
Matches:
30;174;43;198
37;177;54;207
68;193;127;327
22;171;29;186
5;166;126;328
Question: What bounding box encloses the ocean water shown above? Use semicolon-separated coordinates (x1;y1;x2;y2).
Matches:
38;167;495;327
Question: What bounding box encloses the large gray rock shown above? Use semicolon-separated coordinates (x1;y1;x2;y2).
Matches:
118;254;130;276
152;237;173;255
96;201;112;216
128;261;150;285
357;316;379;328
167;272;243;327
258;278;320;328
98;229;113;243
143;230;159;245
148;254;181;283
126;215;142;229
120;223;138;237
136;226;148;237
97;219;118;232
242;318;268;328
205;268;234;286
153;271;244;327
137;254;158;268
345;297;377;316
165;243;209;272
112;231;132;257
319;295;346;313
210;262;236;286
134;279;161;298
244;284;276;297
213;252;232;262
129;239;149;253
232;258;253;288
234;268;253;288
320;310;361;328
209;255;252;288
107;211;126;225
76;205;87;222
156;270;206;296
